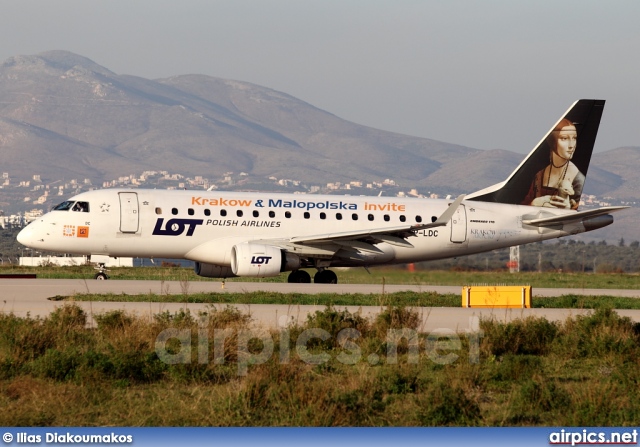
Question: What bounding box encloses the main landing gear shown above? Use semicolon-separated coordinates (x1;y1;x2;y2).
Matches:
287;269;338;284
314;269;338;284
94;263;110;280
287;270;311;283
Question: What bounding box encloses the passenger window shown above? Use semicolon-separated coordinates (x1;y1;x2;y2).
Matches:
320;212;326;220
253;210;259;218
415;216;422;223
336;213;342;220
400;215;406;222
204;209;211;216
221;209;227;217
304;212;310;219
285;211;291;218
172;208;178;215
384;215;390;222
269;211;275;218
368;214;374;221
352;213;358;221
188;208;195;216
237;210;243;217
155;207;162;215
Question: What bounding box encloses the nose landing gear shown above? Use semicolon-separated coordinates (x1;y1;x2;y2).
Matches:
94;263;110;280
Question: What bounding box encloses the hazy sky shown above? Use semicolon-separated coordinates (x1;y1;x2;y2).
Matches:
1;1;639;153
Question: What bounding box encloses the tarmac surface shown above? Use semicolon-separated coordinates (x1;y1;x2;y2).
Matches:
1;278;639;331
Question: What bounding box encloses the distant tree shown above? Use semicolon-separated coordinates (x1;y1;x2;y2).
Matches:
631;241;639;248
619;238;625;247
566;261;582;272
598;240;607;246
540;260;556;272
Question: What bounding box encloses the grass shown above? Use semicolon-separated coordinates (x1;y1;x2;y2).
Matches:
58;291;640;310
2;304;640;426
1;264;639;289
64;291;460;306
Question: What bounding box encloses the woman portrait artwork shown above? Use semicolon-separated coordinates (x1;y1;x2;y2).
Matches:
522;118;584;209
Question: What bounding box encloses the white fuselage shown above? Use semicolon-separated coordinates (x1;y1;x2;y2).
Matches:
18;188;581;270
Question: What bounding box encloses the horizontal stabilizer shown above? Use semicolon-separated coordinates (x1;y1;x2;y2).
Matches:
522;206;628;227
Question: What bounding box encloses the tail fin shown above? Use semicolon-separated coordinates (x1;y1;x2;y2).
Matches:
467;99;605;210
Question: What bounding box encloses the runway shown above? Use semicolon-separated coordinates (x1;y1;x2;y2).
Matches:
2;278;639;331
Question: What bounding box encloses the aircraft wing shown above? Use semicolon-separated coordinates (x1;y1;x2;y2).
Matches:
253;195;465;253
522;206;629;227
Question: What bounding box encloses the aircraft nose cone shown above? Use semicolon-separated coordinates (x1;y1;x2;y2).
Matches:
17;225;34;247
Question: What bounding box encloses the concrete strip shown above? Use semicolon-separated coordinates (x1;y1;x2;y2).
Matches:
1;279;639;331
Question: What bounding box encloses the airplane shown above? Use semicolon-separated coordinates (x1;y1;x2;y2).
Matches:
17;99;627;283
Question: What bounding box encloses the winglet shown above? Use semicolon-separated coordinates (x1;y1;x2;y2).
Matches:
413;194;466;230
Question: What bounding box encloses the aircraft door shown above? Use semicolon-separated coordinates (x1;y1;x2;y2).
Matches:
119;192;139;233
450;204;467;243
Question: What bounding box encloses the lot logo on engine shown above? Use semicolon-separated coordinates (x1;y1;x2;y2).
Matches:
152;218;203;236
251;256;272;265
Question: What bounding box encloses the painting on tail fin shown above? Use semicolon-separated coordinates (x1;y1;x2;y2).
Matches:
467;99;605;210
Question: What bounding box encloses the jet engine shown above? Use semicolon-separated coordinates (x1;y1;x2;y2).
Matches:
194;262;235;278
231;243;300;277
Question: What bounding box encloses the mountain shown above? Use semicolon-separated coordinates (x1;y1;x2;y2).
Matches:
0;50;478;188
0;51;638;242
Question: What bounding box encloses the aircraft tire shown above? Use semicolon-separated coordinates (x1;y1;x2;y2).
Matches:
314;269;338;284
287;270;311;283
94;272;109;280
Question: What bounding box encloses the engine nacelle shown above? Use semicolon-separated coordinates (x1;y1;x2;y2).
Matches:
194;262;235;278
231;243;296;277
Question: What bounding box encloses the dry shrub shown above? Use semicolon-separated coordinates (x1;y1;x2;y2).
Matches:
556;308;640;359
480;316;559;357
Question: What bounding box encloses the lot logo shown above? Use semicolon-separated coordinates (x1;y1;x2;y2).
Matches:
251;256;272;265
152;218;203;236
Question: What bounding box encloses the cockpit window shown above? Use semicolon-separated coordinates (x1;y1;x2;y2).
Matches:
72;201;90;212
52;201;90;212
53;201;75;211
